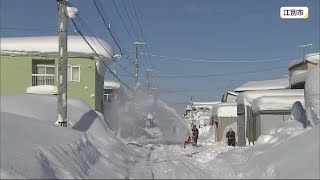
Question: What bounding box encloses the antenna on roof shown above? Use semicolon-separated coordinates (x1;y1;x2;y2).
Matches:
297;44;312;63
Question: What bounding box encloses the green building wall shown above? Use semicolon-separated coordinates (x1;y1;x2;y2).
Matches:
0;55;101;111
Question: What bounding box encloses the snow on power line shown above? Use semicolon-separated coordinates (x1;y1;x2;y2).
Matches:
126;50;282;63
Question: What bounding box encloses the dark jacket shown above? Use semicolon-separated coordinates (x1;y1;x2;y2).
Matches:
192;128;199;139
226;130;235;140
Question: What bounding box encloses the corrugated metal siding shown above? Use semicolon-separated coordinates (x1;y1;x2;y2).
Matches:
216;117;237;142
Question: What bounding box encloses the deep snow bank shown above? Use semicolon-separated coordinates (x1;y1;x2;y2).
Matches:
217;121;319;179
305;65;320;126
1;95;153;179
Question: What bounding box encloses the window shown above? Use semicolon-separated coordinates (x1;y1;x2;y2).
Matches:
36;65;55;74
33;65;55;86
67;65;80;82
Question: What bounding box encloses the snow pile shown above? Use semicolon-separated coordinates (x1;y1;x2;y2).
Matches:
252;95;305;114
1;94;154;179
234;78;289;92
288;52;320;68
1;94;94;126
104;80;121;89
198;125;215;141
237;89;304;106
290;70;309;85
304;65;320;126
217;121;319;178
26;85;58;95
211;102;237;119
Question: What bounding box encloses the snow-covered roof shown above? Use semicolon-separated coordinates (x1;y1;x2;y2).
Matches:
26;85;58;95
1;36;114;59
227;91;238;96
0;36;115;76
237;89;304;106
234;78;289;92
104;80;121;89
288;52;320;69
252;95;305;114
290;70;309;86
192;101;220;109
211;102;237;119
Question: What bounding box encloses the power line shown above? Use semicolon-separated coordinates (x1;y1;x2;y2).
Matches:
115;60;134;77
154;66;287;78
112;0;134;42
131;0;154;69
71;17;133;91
76;17;134;84
120;0;140;41
117;65;287;79
126;50;283;63
120;0;151;69
92;0;122;53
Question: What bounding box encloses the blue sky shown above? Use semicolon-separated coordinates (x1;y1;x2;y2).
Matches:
1;0;319;114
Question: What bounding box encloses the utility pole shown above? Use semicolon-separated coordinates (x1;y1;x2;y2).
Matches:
56;0;68;127
297;44;312;63
146;68;152;94
133;41;146;87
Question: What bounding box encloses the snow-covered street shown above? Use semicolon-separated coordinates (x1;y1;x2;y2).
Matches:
149;142;237;179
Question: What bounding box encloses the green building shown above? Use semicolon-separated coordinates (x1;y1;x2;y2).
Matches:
0;36;115;112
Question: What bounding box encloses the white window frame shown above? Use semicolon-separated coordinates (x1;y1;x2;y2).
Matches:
36;64;55;74
68;65;81;82
55;64;81;82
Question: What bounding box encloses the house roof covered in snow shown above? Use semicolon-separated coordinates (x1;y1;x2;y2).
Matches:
237;89;304;106
290;70;309;86
211;102;237;119
0;36;115;76
252;95;305;114
104;80;121;89
288;52;320;69
193;101;220;107
0;36;114;59
227;91;238;96
234;78;289;92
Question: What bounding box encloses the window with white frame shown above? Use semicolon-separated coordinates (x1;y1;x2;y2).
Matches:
67;65;80;82
36;64;55;74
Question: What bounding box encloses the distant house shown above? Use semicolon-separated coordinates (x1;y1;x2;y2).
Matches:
236;89;304;146
288;52;319;77
234;78;289;93
288;53;319;89
221;91;238;103
184;101;220;127
0;36;115;112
